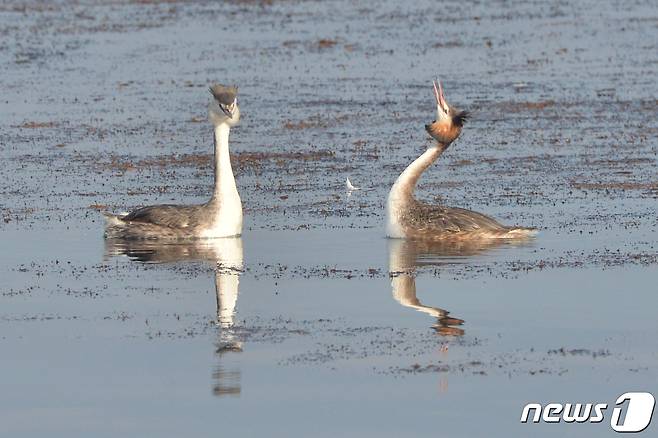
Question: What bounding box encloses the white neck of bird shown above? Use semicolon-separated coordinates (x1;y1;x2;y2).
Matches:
213;123;238;199
387;143;446;205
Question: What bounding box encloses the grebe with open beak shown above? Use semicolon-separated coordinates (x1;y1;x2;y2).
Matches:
386;79;536;240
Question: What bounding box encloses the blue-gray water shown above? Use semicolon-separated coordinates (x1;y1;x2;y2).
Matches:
1;0;657;436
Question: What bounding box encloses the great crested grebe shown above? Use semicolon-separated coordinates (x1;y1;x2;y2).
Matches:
386;79;536;240
104;84;243;240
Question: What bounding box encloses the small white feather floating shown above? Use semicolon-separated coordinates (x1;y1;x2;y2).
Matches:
345;177;360;191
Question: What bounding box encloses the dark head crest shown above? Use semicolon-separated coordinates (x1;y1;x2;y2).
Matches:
209;84;238;105
452;110;469;127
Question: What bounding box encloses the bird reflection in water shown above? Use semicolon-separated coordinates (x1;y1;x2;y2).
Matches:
105;237;243;397
388;238;527;336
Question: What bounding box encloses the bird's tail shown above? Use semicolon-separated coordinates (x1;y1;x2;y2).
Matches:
503;227;538;238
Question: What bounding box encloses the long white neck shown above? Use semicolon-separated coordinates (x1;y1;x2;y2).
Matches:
201;123;242;238
387;144;446;205
213;123;238;199
386;144;446;237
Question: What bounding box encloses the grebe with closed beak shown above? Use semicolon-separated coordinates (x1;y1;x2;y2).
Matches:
104;84;243;240
386;79;536;240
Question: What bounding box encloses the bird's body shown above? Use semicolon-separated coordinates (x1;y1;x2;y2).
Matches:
390;199;529;240
105;85;242;240
386;79;535;241
104;199;241;240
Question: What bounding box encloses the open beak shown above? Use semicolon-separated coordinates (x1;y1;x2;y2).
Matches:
432;78;448;113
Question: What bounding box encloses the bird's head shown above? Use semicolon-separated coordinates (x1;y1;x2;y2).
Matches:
208;84;240;127
424;79;468;146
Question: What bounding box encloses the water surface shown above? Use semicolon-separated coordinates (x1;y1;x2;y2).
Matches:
1;0;657;436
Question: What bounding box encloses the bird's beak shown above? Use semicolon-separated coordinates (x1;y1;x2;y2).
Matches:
432;78;448;113
219;104;233;119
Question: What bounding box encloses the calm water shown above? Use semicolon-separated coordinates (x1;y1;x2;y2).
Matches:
1;225;656;437
1;0;657;436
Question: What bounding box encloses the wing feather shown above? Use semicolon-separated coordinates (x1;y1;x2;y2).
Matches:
120;204;204;229
404;202;508;235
